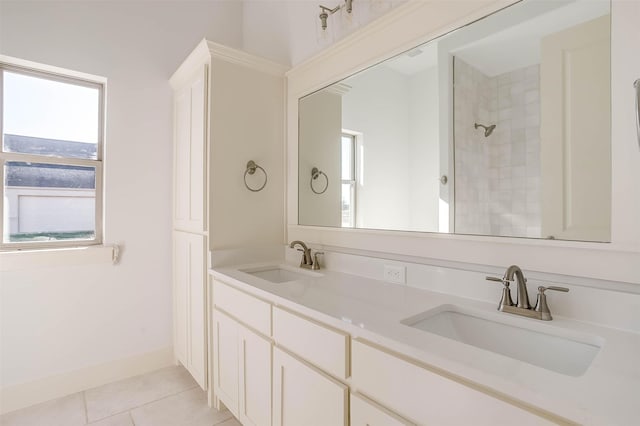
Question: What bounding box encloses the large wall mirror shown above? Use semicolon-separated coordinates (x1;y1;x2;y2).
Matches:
298;0;611;243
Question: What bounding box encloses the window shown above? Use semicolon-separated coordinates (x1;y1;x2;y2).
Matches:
1;61;105;249
341;133;356;228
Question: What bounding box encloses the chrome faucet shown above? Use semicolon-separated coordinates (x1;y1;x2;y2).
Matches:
289;240;323;270
505;265;530;309
486;265;568;321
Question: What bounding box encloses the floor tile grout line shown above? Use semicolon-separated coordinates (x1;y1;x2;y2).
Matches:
86;383;200;423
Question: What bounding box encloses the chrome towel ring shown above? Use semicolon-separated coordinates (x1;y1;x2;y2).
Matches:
244;160;267;192
310;167;328;194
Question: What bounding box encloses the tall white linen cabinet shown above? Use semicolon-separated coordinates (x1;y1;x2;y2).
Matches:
170;40;286;390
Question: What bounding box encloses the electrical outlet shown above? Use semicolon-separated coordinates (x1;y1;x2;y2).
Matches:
383;265;406;284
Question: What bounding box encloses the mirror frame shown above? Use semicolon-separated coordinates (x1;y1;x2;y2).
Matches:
286;0;640;285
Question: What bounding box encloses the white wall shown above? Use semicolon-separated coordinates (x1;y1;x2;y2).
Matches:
208;57;285;249
298;91;342;227
343;66;411;230
241;0;407;65
408;67;440;232
341;65;440;232
0;0;242;395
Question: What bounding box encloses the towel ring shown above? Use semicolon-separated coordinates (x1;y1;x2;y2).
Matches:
310;167;328;194
244;160;267;192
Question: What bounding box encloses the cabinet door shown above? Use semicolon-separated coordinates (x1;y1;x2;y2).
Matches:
273;347;347;426
173;231;207;389
239;326;272;426
213;309;239;418
174;64;207;232
352;339;556;425
173;231;189;367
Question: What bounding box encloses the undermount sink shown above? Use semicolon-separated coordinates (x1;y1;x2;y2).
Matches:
402;304;603;376
240;265;321;283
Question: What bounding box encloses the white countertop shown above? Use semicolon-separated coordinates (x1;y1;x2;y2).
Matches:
211;263;640;425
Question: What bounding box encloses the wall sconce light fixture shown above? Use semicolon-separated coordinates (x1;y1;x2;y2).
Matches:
319;0;353;31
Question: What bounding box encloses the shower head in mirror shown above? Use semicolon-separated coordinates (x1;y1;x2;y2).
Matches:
475;123;496;137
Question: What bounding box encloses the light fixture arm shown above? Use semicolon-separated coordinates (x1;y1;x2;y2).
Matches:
319;4;340;14
319;0;354;31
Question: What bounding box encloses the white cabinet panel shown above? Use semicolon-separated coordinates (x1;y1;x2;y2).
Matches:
272;347;347;426
350;392;414;426
174;86;190;228
213;309;239;417
273;307;348;379
239;325;272;426
213;308;271;424
173;231;207;390
173;232;189;366
213;280;271;337
173;65;207;233
351;339;555;425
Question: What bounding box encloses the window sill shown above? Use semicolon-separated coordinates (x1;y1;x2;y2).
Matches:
0;244;119;271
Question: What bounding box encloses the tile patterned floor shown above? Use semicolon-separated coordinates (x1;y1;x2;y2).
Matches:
0;366;238;426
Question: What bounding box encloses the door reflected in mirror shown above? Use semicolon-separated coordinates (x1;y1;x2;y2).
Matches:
298;0;611;242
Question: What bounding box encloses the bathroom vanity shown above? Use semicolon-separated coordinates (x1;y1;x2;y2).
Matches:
208;258;640;425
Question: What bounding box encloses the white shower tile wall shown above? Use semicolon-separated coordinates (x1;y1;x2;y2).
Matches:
454;58;541;238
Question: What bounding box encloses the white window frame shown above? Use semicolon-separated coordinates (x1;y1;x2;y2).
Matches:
341;131;358;228
0;59;105;250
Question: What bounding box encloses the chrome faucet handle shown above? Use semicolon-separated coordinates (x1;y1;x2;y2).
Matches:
486;275;527;284
311;251;324;270
534;286;569;321
538;286;569;293
486;276;514;309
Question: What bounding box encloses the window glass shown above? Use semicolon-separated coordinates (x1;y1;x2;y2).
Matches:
341;183;354;228
341;133;357;228
2;71;99;159
3;162;96;243
1;62;104;248
341;135;354;180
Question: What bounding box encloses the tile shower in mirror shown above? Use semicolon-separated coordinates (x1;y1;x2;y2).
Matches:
453;59;542;238
298;0;611;242
452;3;610;241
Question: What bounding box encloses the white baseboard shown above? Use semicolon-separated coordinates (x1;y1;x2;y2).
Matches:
0;346;175;415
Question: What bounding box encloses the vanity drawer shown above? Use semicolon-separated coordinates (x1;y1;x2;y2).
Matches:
351;339;558;426
213;280;271;337
272;307;349;379
350;392;415;426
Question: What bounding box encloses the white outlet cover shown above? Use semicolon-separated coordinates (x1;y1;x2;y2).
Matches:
383;265;406;284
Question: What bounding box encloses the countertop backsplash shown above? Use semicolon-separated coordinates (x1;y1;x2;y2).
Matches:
284;245;640;333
